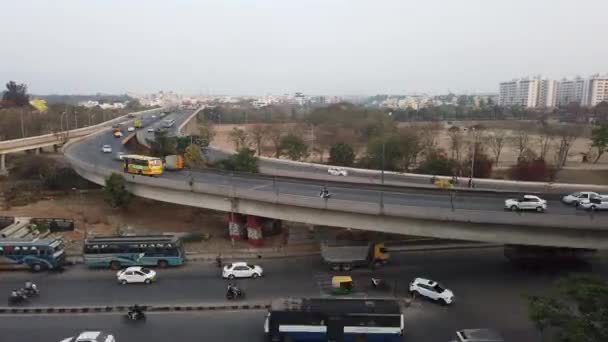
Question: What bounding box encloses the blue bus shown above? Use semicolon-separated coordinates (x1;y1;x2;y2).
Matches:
83;235;185;269
264;298;404;342
0;238;66;272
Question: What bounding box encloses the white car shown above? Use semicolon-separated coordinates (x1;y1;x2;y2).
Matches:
147;127;155;133
579;198;608;211
328;167;348;176
504;195;547;212
116;266;157;284
127;126;135;132
409;277;454;305
222;262;263;279
450;329;504;342
101;145;112;153
151;114;157;118
60;331;116;342
562;191;607;206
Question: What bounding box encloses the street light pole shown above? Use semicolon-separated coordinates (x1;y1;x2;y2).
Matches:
381;140;385;185
469;128;476;188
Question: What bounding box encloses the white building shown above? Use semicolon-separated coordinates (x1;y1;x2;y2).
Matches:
537;79;557;108
581;74;608;107
498;78;539;108
555;77;586;106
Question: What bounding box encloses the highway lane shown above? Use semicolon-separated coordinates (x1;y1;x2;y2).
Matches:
2;248;604;341
70;128;605;217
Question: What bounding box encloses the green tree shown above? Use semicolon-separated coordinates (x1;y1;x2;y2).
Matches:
364;135;403;171
247;124;270;155
280;133;309;161
2;81;30;107
125;98;141;110
104;173;131;209
329;142;355;166
591;124;608;163
416;151;457;176
267;126;284;158
147;129;176;157
217;148;259;173
184;144;206;168
527;274;608;342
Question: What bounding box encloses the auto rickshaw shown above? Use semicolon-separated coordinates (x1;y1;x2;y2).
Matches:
331;276;353;295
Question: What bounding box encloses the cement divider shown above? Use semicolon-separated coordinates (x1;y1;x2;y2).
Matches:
0;302;272;315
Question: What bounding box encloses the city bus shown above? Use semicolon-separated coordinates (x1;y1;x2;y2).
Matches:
122;155;164;176
0;238;66;272
83;235;185;269
264;297;404;342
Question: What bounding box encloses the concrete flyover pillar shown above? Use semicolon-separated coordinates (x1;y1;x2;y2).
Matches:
227;213;245;240
0;153;7;175
246;215;263;247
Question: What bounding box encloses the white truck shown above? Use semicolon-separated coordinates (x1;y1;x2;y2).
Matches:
320;241;389;271
562;191;608;206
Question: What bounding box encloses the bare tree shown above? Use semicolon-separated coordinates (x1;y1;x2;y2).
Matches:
267;125;284;158
537;123;557;161
247;124;270;156
418;122;441;156
511;125;531;161
228;127;249;150
554;124;584;168
447;126;465;161
487;130;507;164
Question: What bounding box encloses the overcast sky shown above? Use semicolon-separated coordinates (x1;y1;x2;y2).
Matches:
1;0;606;95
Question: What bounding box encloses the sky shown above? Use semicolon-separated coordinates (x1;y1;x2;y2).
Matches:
0;0;607;96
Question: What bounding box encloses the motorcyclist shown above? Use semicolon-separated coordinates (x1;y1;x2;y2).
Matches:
24;281;38;294
319;186;330;199
128;304;145;320
226;283;241;299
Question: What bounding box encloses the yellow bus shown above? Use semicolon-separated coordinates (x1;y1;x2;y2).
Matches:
122;155;164;176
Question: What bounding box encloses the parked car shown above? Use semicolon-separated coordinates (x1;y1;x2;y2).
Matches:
116;266;157;284
60;331;116;342
450;329;504;342
101;145;112;153
409;277;454;305
504;195;547;212
328;167;348;176
562;191;608;206
222;262;263;279
147;127;155;133
579;197;608;211
127;126;135;132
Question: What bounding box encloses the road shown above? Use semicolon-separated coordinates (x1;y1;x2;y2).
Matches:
2;248;605;341
67;114;608;219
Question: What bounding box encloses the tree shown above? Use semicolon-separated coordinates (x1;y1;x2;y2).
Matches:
487;131;507;164
397;127;422;171
509;159;555;181
329;142;355;166
197;120;216;147
104;173;131;209
247;124;270;156
267;126;284;158
217;148;259;173
2;81;30;107
228;127;249;151
554;125;584;168
512;125;531;161
416;151;457;176
148;129;176;157
125;98;141;110
466;147;494;178
537;123;557;161
184;144;206;168
447;126;465;161
590;124;608;163
527;274;608;342
280;133;309;161
363;135;403;171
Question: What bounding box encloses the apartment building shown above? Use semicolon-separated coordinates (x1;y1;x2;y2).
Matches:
555;77;586;106
581;74;608;107
498;78;539;108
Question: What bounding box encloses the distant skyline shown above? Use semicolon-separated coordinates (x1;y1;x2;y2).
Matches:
1;0;607;95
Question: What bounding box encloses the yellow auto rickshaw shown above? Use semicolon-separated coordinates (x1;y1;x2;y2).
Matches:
331;276;353;295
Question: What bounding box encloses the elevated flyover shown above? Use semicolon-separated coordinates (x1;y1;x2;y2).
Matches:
64;123;608;250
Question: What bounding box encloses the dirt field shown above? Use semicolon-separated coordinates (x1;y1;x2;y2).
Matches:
207;121;608;169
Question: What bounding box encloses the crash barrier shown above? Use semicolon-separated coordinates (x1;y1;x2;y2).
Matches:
0;216;15;230
30;218;75;233
0;302;272;315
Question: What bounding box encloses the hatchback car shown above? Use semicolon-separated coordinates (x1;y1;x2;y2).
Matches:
222;262;263;279
409;277;454;305
101;145;112;153
504;195;547;212
116;266;157;284
127;126;135;132
60;331;116;342
328;167;348;176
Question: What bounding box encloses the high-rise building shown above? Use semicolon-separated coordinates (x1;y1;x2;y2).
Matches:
498;78;539;108
537;79;557;108
581;74;608;107
555;76;586;106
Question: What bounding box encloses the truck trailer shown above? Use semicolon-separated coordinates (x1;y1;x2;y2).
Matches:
321;241;389;271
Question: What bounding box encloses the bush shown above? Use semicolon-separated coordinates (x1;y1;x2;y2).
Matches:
216;148;259;173
104;173;131;208
509;159;556;181
416;151;458;176
329;142;355;166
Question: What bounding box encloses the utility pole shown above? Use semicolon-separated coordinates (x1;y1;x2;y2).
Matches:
74;108;78;129
20;108;25;138
469;128;476;188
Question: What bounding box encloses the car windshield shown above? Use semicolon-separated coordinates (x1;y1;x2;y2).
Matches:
433;284;446;293
140;268;151;274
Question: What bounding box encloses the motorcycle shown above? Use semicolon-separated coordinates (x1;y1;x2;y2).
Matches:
8;289;28;305
226;285;244;300
23;282;39;297
371;277;390;291
319;190;332;199
126;309;146;321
